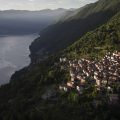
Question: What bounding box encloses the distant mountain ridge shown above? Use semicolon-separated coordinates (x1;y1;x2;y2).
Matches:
0;8;68;35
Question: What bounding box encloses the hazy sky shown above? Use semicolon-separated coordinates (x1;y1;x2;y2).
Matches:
0;0;98;10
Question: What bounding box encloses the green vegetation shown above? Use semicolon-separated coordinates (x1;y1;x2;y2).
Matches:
65;11;120;59
30;0;120;62
0;0;120;120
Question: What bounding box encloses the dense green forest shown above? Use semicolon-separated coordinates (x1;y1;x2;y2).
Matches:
65;11;120;59
0;0;120;120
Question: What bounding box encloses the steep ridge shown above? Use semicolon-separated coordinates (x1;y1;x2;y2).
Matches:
0;8;120;120
64;11;120;59
30;0;120;62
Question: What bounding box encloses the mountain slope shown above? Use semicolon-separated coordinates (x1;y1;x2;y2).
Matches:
30;0;120;62
60;0;120;21
65;11;120;59
0;9;120;120
0;9;68;35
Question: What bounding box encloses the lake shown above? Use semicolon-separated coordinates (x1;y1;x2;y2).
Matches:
0;34;38;85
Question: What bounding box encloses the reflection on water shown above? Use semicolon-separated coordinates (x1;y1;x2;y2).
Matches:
0;34;38;85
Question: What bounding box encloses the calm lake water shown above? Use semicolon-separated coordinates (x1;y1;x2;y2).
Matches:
0;34;38;85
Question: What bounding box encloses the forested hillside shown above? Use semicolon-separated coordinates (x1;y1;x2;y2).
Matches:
0;3;120;119
65;11;120;59
0;0;120;120
30;0;120;62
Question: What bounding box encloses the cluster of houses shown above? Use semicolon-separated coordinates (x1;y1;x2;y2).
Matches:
59;51;120;99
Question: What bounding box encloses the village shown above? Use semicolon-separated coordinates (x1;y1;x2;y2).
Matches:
59;51;120;104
